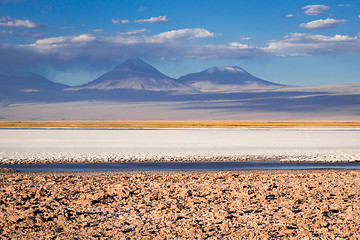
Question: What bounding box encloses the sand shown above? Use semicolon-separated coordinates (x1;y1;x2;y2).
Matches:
1;170;359;239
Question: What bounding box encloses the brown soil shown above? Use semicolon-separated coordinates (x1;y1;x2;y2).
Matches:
1;170;359;239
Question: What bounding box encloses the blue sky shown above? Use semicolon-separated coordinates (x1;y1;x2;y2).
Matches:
0;0;359;86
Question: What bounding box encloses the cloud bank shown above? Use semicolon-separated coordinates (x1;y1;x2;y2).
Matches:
0;21;359;71
268;33;360;56
0;28;211;70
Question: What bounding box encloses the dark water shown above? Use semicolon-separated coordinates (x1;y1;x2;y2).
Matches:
1;162;360;172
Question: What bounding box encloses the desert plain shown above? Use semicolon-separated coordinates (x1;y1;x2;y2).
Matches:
1;170;360;239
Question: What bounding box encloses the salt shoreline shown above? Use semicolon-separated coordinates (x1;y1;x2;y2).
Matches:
1;154;360;165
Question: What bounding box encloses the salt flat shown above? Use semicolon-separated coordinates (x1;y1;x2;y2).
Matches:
1;128;360;163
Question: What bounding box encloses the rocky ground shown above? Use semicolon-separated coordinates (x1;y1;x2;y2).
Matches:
1;170;359;239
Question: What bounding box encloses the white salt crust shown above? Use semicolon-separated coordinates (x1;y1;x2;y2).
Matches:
1;128;360;164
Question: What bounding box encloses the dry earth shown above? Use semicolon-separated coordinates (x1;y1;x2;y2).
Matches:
1;170;360;239
1;121;360;129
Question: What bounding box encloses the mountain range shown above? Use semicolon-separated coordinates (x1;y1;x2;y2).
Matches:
71;58;285;93
1;58;289;102
1;58;360;120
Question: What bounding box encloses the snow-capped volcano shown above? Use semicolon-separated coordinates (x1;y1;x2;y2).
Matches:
72;58;188;92
206;66;246;74
178;65;285;92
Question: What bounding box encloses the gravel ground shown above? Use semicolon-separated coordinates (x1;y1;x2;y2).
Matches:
1;170;359;239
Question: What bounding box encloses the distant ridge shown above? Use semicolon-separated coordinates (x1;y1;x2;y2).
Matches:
0;72;68;101
0;72;68;91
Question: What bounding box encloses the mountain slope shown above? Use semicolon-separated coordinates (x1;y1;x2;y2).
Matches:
178;66;285;92
0;72;68;101
72;58;190;92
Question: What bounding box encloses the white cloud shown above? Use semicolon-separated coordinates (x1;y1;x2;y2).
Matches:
135;15;170;24
338;4;352;7
112;19;130;25
34;36;68;45
108;28;214;44
5;26;360;71
267;32;360;56
29;34;98;52
148;28;213;42
71;34;96;43
240;36;251;40
93;29;106;33
188;42;267;59
276;53;311;57
24;28;215;58
138;6;147;12
0;27;267;70
286;14;294;18
121;29;149;35
302;5;329;16
112;19;120;24
0;18;47;28
300;18;346;29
